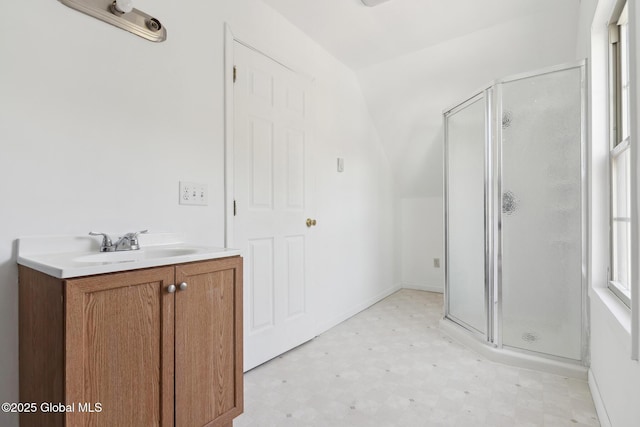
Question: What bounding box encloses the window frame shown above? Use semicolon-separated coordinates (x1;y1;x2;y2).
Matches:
609;0;632;308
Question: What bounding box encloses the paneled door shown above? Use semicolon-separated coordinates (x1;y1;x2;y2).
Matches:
233;42;316;370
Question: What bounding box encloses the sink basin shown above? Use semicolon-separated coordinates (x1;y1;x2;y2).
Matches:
143;247;199;257
73;247;200;263
17;233;241;278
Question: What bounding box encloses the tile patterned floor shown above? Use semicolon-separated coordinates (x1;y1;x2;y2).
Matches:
235;290;599;427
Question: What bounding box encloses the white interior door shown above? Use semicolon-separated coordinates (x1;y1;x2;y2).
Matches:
233;42;316;370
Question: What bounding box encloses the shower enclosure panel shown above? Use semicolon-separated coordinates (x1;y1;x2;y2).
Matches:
499;66;585;360
443;61;586;364
444;92;492;338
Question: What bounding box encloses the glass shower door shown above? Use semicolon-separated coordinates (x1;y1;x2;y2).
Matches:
499;66;584;360
445;93;488;335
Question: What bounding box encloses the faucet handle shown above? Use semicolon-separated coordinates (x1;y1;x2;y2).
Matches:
89;232;113;252
123;229;148;240
122;229;148;250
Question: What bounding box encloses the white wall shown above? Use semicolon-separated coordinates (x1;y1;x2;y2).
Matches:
400;197;443;292
0;1;396;425
356;4;581;292
585;0;640;426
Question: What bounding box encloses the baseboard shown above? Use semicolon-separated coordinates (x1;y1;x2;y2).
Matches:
588;369;612;427
401;282;443;293
316;283;402;335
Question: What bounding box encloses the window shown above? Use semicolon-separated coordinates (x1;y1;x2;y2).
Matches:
609;1;632;307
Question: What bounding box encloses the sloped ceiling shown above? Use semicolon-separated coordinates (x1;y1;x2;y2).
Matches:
262;0;570;70
263;0;583;197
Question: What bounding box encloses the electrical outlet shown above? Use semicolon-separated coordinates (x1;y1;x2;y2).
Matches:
433;258;440;268
179;181;208;206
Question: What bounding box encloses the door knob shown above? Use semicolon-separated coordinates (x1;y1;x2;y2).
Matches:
179;282;188;291
167;284;176;293
306;218;317;227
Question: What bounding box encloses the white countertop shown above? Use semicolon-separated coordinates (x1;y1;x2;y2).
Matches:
17;233;241;279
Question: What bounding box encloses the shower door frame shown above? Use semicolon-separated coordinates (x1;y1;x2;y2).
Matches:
443;60;589;363
443;87;496;345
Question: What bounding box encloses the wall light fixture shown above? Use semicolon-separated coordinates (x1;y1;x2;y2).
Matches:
59;0;166;42
361;0;393;6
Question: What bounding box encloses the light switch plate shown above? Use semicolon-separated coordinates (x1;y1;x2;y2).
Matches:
179;181;208;206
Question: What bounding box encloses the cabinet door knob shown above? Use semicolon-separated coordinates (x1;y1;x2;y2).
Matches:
306;218;317;227
167;284;176;293
179;282;188;291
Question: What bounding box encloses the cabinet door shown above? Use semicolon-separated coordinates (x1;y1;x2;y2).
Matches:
175;257;243;427
65;267;175;427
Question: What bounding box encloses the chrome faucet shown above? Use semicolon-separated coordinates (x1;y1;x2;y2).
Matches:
89;230;148;252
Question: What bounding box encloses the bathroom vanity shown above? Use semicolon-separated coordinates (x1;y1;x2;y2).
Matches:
17;234;243;427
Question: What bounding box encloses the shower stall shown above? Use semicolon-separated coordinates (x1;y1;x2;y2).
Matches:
442;61;587;373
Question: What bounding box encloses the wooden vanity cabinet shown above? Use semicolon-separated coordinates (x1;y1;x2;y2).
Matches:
19;256;243;427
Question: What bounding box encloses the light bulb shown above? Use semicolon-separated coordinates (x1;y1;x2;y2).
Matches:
114;0;134;14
